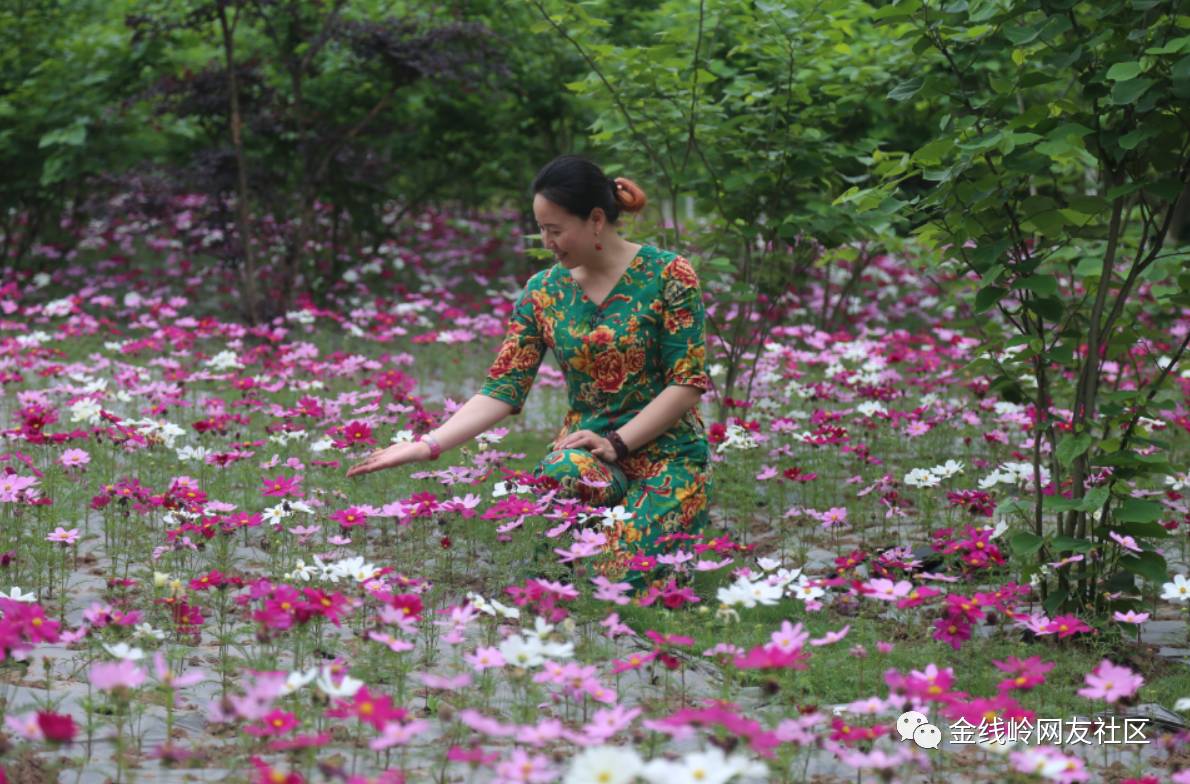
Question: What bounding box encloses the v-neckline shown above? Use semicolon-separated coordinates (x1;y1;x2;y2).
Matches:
568;245;647;309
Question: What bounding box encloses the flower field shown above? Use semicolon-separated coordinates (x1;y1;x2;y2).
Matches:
0;200;1188;784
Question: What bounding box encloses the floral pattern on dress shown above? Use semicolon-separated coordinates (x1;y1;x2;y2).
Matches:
480;244;712;579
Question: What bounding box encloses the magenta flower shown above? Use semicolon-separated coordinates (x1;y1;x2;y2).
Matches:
1077;659;1143;703
259;474;303;498
1046;613;1092;638
733;644;810;670
90;660;147;692
992;655;1054;692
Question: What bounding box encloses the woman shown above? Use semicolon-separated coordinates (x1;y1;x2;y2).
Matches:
347;155;712;580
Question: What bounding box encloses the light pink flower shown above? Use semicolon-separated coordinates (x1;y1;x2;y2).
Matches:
90;660;147;692
1108;531;1142;553
1077;659;1143;703
810;624;851;647
59;449;90;468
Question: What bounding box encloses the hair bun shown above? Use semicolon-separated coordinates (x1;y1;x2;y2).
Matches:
612;177;647;214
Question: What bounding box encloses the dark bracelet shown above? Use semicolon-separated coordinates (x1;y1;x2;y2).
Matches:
604;430;630;462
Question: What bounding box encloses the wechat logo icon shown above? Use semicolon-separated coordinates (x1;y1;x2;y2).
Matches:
897;710;942;750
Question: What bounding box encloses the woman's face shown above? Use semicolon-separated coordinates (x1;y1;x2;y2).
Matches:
533;193;602;270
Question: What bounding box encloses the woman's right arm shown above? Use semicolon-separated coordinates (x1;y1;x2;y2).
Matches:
345;393;513;478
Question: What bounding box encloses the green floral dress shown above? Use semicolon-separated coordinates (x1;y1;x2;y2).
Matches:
480;244;712;579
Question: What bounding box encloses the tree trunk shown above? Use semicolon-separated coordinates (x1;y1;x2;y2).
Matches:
217;0;262;326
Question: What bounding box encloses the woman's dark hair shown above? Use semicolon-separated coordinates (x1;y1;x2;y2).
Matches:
531;154;647;223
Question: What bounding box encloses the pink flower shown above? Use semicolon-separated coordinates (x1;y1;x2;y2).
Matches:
418;672;472;691
153;651;205;688
493;749;556;783
769;621;809;653
1108;531;1142;553
1046;614;1092;638
90;660;147;692
591;576;632;605
46;527;80;545
1112;610;1149;624
734;644;810;670
59;448;90;468
865;578;913;601
1077;659;1143;703
810;624;851;647
244;709;299;737
464;646;505;671
992;655;1054;692
821;507;848;528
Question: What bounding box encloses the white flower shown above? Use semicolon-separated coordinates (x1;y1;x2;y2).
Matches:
490;599;520;619
600;505;634;528
856;401;887;417
1165;471;1190;493
288;500;316;515
641;747;760;784
1174;697;1190;712
315;666;363;698
904;468;940;488
0;587;36;603
133;623;166;641
757;557;782;572
102;642;146;661
498;634;546;669
287;560;316;581
1162;574;1190;603
261;505;290;527
281;667;319;695
564;746;643;784
931;459;965;478
43;298;74;317
310;437;334;452
176;445;212;463
69;399;103;426
717;577;783;609
336;556;380;583
790;576;825;602
205;350;243;371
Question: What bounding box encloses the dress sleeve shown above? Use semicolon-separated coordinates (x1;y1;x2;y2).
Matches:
479;275;547;415
659;255;710;392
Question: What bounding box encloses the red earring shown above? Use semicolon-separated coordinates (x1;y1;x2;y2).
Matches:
594;236;603;251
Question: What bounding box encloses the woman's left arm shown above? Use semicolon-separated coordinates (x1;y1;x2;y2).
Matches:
555;384;703;460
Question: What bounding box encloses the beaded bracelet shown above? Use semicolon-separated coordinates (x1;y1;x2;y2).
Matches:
418;433;442;461
604;430;630;462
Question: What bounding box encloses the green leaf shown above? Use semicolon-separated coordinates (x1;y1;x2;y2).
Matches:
974;285;1008;312
1010;531;1044;558
1043;587;1067;615
1055;433;1092;467
1119;551;1168;585
1111;78;1156;105
1105;61;1144;81
888;78;924;101
1051;535;1095;554
1013;274;1059;297
1118;126;1157;151
38;122;87;149
1078;485;1110;512
1115;498;1164;523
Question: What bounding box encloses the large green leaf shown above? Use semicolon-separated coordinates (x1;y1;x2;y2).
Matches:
1119;551;1168;585
1055;433;1092;467
1115;498;1164;523
1111;78;1156;104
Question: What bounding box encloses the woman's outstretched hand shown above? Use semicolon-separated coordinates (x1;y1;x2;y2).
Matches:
346;441;431;478
554;429;616;462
